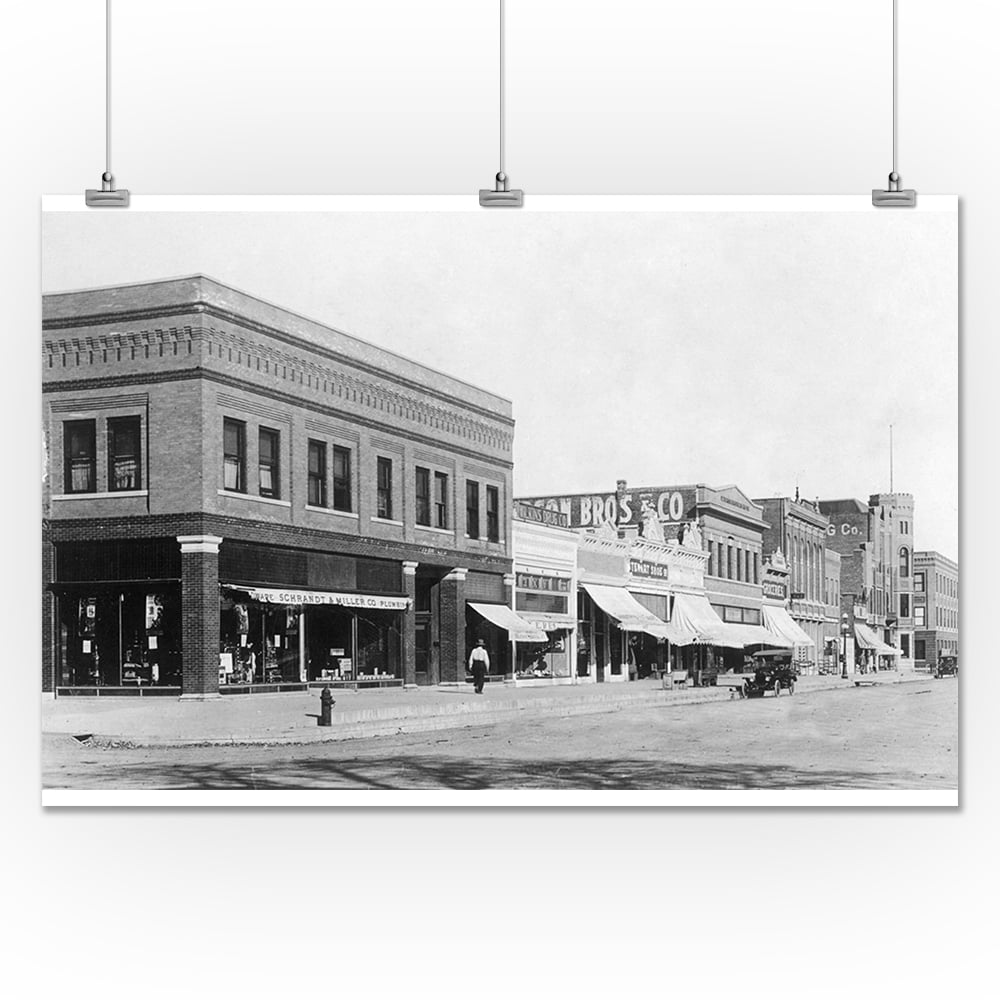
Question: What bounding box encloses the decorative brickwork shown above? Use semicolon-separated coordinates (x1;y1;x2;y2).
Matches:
438;569;468;684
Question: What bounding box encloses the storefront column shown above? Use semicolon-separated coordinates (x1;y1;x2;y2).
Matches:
177;535;224;699
402;561;419;688
504;573;516;682
42;531;56;695
438;567;467;684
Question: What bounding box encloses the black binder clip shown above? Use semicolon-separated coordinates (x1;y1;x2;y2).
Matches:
872;172;916;208
86;171;130;208
479;172;523;208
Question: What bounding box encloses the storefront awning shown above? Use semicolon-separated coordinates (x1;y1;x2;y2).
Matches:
762;605;816;648
581;584;697;645
230;585;410;611
854;622;902;656
669;593;775;649
469;603;548;643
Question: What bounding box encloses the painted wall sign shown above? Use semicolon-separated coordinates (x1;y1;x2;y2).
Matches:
513;500;569;528
521;489;692;529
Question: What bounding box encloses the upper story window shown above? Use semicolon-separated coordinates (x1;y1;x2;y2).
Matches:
914;605;926;627
332;445;352;512
899;546;910;578
914;571;925;593
486;485;500;542
107;416;141;492
376;457;393;520
466;481;480;539
434;471;449;529
258;427;279;499
307;439;327;507
415;467;431;526
900;594;910;618
223;419;246;493
64;419;96;494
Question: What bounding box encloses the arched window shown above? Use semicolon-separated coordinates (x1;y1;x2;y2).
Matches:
899;547;910;578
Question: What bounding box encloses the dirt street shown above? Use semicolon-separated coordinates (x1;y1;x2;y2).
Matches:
43;679;958;791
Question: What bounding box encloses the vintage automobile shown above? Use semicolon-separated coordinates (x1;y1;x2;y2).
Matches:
743;650;798;698
933;655;958;678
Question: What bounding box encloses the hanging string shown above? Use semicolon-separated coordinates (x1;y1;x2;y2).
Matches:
105;0;112;185
891;0;898;183
498;0;506;184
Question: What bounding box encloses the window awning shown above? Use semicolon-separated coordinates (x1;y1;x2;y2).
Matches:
762;605;816;648
854;622;902;656
469;603;548;643
581;584;696;645
229;585;410;611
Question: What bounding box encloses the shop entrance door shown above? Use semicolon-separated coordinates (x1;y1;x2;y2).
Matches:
415;616;432;685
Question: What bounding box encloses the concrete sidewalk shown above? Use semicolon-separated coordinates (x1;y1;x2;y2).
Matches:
42;672;925;747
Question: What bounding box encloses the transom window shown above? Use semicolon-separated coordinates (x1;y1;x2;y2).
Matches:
64;419;96;494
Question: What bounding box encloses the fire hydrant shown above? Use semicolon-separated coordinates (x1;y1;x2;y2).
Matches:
318;685;335;727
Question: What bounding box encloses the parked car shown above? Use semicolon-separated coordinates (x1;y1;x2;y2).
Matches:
743;650;798;697
934;655;958;678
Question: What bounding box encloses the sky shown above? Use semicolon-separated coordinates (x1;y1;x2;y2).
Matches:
41;203;958;556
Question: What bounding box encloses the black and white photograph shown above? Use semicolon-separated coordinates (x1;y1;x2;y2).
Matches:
40;197;958;803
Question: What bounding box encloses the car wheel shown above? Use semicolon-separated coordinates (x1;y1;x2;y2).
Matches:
774;679;782;697
788;679;795;695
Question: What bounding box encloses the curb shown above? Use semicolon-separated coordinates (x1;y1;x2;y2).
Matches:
69;674;921;749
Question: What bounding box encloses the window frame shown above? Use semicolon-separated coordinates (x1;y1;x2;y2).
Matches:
485;484;500;542
376;456;393;520
307;439;327;508
914;604;926;628
332;445;352;512
257;426;280;499
433;471;449;529
64;419;97;494
466;480;480;539
107;415;142;492
415;466;431;526
222;418;247;493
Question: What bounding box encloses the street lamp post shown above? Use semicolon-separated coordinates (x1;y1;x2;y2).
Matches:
840;612;850;680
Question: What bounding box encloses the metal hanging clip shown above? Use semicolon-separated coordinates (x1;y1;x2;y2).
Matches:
86;172;130;208
479;172;523;207
872;172;916;208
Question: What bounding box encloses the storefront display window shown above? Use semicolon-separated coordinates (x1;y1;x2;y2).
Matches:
57;588;181;687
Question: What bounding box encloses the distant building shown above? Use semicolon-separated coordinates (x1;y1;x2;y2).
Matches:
913;551;959;670
818;492;916;667
753;494;841;673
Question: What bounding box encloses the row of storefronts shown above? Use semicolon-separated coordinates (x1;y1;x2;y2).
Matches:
41;276;925;699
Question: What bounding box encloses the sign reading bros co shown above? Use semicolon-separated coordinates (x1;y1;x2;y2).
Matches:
521;488;693;529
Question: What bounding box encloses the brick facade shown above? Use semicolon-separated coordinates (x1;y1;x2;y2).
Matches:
42;277;514;694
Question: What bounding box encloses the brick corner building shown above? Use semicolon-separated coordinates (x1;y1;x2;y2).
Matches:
42;275;515;696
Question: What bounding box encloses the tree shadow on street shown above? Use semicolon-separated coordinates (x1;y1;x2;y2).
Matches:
43;752;953;791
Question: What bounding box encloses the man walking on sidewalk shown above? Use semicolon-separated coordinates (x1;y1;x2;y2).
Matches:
468;639;490;694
